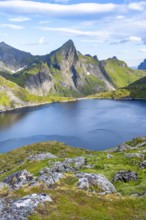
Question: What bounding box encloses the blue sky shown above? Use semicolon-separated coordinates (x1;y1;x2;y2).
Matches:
0;0;146;66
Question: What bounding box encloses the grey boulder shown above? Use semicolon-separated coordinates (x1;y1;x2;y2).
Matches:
0;193;52;220
37;172;64;187
125;153;144;160
139;161;146;169
112;143;132;152
113;170;137;182
76;173;117;193
3;170;33;190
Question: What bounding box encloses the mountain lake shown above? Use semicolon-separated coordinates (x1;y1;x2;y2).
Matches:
0;99;146;153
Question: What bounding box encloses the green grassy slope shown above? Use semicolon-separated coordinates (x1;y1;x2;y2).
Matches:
0;137;146;219
89;75;146;100
101;58;146;88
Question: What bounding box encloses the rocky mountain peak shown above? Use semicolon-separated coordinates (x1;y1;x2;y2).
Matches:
0;42;33;71
57;39;78;61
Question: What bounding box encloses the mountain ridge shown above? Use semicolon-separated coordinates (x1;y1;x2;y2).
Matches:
0;39;146;112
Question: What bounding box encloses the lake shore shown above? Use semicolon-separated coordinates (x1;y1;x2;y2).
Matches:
1;95;146;114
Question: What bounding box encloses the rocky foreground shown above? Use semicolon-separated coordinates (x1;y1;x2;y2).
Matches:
0;138;146;219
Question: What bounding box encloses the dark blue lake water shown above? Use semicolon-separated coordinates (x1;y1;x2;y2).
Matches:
0;99;146;153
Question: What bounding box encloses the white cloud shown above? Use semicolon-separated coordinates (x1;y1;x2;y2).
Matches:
9;16;30;22
0;1;118;17
39;36;45;44
54;0;70;3
115;15;125;20
128;2;146;11
39;20;51;24
139;48;146;52
0;23;24;30
41;27;110;39
128;36;142;42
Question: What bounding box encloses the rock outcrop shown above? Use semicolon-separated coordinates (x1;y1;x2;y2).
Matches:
3;170;33;190
125;153;145;160
112;143;132;152
139;161;146;169
27;152;57;161
0;194;52;220
76;173;117;193
113;171;137;182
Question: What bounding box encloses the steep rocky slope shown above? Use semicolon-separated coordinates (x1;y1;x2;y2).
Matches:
0;137;146;219
0;42;35;72
0;75;71;112
12;40;111;97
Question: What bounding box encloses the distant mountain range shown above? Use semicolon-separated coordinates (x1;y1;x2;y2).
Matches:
138;59;146;70
0;40;146;112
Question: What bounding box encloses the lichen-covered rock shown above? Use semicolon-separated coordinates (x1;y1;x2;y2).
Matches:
139;161;146;169
112;143;132;152
37;172;64;187
0;194;52;220
47;161;76;173
0;182;8;191
64;157;86;169
76;173;117;193
106;154;113;159
28;152;57;161
77;178;89;190
84;164;95;169
3;170;33;190
113;170;137;182
125;153;144;160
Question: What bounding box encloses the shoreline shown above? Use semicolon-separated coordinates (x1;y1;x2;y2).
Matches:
0;96;146;114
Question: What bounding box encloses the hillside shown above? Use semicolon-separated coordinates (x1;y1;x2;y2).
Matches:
0;137;146;219
99;57;146;88
90;75;146;100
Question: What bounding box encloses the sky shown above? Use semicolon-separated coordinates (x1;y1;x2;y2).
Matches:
0;0;146;67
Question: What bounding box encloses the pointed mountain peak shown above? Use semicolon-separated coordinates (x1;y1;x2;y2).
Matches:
63;39;74;46
49;39;78;63
0;41;10;48
61;39;76;51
